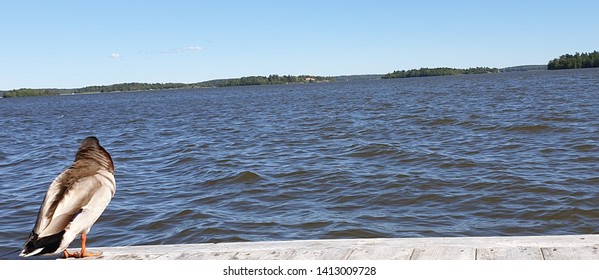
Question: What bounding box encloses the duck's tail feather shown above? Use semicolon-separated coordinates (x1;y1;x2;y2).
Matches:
20;230;66;257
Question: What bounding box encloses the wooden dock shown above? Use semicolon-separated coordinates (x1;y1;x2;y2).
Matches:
72;234;599;260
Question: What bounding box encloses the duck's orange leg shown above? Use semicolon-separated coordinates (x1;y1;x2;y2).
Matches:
63;233;102;258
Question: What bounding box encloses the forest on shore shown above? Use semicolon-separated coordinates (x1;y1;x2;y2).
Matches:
2;75;334;98
379;50;599;79
547;51;599;70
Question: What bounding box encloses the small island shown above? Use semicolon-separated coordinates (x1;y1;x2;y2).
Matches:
381;67;499;79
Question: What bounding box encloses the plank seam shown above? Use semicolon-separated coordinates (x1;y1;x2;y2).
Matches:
343;249;354;260
540;247;547;260
408;248;416;260
345;248;355;260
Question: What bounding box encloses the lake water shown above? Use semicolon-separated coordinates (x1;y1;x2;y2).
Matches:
1;69;599;258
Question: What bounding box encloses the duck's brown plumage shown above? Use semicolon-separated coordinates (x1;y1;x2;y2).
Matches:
20;137;116;258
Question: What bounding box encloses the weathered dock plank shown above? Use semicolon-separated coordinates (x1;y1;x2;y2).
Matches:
476;247;543;260
411;247;476;260
286;248;353;260
541;246;599;260
53;234;599;260
347;247;413;260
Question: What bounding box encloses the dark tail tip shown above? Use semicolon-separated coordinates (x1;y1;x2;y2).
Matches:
20;231;65;257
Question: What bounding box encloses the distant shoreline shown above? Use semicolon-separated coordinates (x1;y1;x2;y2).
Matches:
0;65;547;98
1;75;335;98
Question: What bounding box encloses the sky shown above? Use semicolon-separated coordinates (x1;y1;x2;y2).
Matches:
1;0;598;90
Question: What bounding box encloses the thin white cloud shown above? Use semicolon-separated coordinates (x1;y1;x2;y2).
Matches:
111;53;121;59
181;46;203;52
161;46;203;54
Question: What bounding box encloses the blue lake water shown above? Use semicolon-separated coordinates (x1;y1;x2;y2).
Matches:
1;69;599;258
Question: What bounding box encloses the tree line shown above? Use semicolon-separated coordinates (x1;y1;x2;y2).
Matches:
210;75;333;87
2;88;66;98
73;75;333;93
75;82;188;93
547;51;599;70
382;67;499;79
2;75;334;97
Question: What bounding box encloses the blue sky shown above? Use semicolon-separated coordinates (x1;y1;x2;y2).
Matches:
1;0;598;90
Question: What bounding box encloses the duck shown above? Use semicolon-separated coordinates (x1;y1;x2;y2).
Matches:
20;136;116;258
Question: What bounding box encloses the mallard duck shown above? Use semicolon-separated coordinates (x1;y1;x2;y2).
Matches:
20;136;116;258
